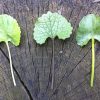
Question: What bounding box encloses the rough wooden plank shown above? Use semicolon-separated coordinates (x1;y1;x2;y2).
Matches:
0;0;100;100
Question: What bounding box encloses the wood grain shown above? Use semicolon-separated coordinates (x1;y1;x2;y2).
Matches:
0;0;100;100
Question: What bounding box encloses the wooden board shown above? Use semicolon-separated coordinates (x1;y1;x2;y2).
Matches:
0;0;100;100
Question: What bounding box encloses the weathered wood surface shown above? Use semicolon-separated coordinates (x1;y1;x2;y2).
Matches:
0;0;100;100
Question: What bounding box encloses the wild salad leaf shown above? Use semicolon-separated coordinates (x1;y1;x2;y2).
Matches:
33;11;73;44
76;14;100;87
0;14;21;45
0;14;21;86
76;14;100;46
33;11;73;89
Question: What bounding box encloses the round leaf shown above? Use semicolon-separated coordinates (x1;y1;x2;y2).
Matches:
33;11;73;44
76;14;100;46
0;14;21;46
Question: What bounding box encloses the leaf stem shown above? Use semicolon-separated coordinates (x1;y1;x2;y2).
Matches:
6;42;16;86
90;38;95;87
51;38;55;89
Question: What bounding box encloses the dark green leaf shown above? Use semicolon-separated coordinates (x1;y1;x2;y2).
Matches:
76;14;100;46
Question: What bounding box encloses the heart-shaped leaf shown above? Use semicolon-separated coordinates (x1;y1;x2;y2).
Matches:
76;14;100;87
0;14;21;46
0;14;21;86
76;14;100;46
33;11;73;44
33;11;73;89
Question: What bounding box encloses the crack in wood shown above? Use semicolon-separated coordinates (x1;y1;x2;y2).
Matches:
0;0;100;100
0;47;33;100
50;47;91;99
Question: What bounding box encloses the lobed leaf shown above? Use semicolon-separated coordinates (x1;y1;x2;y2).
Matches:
33;11;73;44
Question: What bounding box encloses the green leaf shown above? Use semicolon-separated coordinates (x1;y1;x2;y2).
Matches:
76;14;100;87
33;11;73;44
76;14;100;46
0;14;21;86
0;14;21;46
